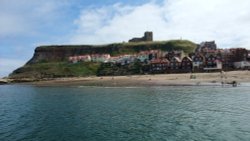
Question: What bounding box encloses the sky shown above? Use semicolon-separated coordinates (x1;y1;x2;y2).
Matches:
1;0;250;77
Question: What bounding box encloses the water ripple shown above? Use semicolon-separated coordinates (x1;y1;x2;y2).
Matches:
1;85;250;140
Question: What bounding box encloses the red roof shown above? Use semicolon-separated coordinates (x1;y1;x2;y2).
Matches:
151;59;169;64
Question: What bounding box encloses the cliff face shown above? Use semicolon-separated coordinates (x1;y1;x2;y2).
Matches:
28;45;97;63
27;40;197;64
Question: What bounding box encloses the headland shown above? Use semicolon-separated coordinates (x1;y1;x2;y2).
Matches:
6;32;250;86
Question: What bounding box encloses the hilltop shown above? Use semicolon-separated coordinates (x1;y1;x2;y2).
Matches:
27;40;196;63
9;40;197;81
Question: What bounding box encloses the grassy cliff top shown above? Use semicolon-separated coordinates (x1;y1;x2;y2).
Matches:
37;40;196;53
35;40;197;57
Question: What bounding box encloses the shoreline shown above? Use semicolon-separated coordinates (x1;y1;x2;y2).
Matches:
13;70;250;87
0;79;8;85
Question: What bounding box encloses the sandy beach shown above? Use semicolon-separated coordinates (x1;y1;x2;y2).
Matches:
25;71;250;87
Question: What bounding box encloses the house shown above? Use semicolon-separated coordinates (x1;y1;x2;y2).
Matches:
150;59;169;73
137;51;150;63
68;55;91;63
220;49;234;70
196;41;217;52
192;54;205;71
170;57;181;71
248;51;250;61
134;50;164;63
108;56;120;63
181;56;193;72
233;61;250;69
229;48;248;62
77;55;91;62
91;54;111;62
148;50;158;60
165;51;184;61
218;48;248;70
68;56;78;63
202;50;217;58
205;55;217;68
117;55;136;65
204;55;222;71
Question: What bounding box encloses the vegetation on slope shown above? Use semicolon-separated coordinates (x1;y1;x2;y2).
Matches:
97;60;143;76
9;62;100;79
108;40;196;56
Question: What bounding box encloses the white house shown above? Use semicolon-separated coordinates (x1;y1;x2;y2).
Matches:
233;61;250;69
91;54;111;62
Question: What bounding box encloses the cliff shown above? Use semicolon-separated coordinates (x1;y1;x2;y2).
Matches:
9;40;197;80
27;40;196;64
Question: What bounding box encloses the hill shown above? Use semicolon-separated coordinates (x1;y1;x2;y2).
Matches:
9;40;197;80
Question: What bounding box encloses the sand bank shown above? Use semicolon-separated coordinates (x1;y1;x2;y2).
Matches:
26;71;250;87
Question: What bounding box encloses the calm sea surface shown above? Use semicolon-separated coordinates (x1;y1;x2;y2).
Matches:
1;84;250;141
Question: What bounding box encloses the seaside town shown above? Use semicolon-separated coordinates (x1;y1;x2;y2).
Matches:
68;32;250;74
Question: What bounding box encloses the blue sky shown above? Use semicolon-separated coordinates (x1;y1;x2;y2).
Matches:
1;0;250;77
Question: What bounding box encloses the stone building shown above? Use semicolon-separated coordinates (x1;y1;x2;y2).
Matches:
129;31;153;42
196;41;217;52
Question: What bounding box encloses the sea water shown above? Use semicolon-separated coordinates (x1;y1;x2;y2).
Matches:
1;84;250;141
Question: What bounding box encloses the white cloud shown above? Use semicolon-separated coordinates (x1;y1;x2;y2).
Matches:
0;58;26;78
0;0;71;76
0;0;68;37
70;0;250;48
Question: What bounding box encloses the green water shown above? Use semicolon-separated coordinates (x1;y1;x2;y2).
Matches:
1;84;250;141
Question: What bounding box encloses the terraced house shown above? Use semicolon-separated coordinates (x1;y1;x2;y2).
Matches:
68;40;250;75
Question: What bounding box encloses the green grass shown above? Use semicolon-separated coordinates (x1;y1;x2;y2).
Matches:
108;40;197;56
37;40;196;54
10;62;101;79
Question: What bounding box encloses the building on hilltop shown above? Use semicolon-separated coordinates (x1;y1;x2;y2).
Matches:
129;31;153;42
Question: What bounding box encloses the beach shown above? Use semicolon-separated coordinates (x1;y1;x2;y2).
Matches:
26;70;250;87
0;79;8;85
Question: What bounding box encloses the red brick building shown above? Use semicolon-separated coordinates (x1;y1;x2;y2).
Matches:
181;56;193;72
150;59;169;73
170;57;181;71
